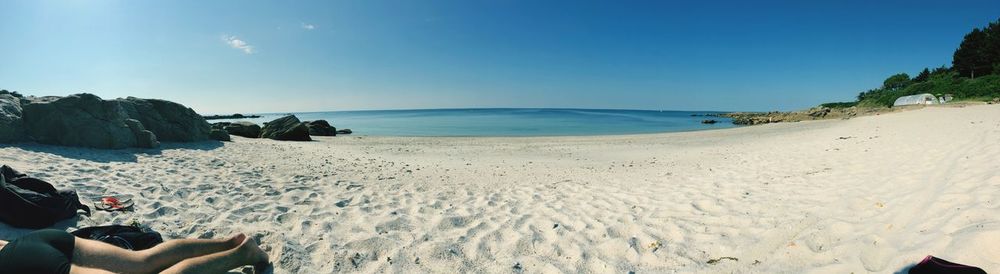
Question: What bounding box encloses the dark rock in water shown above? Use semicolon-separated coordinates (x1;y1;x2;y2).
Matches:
701;119;718;124
261;115;311;141
223;121;262;138
117;97;211;142
304;120;337;136
336;129;352;135
203;113;261;120
125;119;159;148
209;129;231;142
21;94;139;149
0;94;25;142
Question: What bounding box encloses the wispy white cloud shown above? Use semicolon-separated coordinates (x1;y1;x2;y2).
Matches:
221;35;254;54
301;22;316;30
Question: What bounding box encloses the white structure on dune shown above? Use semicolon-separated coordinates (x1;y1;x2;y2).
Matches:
893;93;939;107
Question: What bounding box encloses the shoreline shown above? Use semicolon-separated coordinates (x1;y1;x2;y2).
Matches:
205;103;977;139
1;104;997;273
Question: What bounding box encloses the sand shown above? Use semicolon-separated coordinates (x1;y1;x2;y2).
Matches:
1;104;998;273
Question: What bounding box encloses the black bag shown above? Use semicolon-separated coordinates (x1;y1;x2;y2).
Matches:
71;225;164;251
0;165;90;228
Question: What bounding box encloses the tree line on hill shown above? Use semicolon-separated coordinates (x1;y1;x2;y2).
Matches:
827;18;1000;108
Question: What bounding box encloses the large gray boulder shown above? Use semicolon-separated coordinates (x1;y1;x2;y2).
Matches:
11;93;214;149
304;120;336;136
209;129;231;142
261;115;311;141
223;121;262;138
21;94;138;149
0;94;25;142
125;119;159;148
117;97;211;142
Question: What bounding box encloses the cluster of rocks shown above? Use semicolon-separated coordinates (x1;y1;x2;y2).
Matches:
723;106;869;126
0;92;215;149
203;113;261;120
0;90;355;148
210;115;350;141
211;121;262;138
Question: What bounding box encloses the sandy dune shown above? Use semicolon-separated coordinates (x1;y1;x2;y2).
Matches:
1;105;998;273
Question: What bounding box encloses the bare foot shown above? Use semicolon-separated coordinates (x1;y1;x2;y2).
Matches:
236;236;270;267
228;233;247;248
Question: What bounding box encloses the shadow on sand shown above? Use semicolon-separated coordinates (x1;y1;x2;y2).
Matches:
894;263;916;274
0;141;224;163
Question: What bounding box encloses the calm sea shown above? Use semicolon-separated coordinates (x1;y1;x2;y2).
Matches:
210;108;736;137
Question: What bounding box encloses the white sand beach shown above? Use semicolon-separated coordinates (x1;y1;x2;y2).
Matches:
1;104;998;273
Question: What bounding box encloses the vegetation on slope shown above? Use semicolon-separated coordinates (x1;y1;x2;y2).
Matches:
847;18;1000;107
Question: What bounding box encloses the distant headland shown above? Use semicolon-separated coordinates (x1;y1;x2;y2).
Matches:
203;113;262;120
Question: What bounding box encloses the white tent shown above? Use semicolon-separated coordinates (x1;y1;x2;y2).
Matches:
893;93;938;107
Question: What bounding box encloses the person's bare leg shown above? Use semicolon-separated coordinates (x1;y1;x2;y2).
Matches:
72;233;245;273
69;265;116;274
160;236;269;274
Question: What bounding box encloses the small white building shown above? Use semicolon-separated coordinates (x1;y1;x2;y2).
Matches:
893;93;939;107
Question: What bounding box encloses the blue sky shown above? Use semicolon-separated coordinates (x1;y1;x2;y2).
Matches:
1;0;997;114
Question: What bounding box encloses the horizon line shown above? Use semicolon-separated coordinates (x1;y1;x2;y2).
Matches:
202;106;748;116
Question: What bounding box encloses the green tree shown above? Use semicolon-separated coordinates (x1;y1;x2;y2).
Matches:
913;68;931;82
883;73;911;90
984;19;1000;74
953;19;1000;78
931;65;951;75
953;28;987;78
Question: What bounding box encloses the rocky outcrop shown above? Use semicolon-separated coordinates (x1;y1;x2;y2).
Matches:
223;121;262;138
125;119;159;148
0;94;25;142
808;107;831;118
117;97;211;142
724;106;877;126
209;129;231;141
261;115;311;141
5;93;213;149
304;120;337;136
336;129;352;135
21;94;139;149
723;112;781;125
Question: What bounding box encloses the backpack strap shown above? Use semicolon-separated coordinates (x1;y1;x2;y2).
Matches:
0;165;24;180
78;202;92;216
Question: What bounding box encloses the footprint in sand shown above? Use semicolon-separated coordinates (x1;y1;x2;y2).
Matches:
335;198;352;208
858;236;896;272
275;212;297;224
801;230;830;253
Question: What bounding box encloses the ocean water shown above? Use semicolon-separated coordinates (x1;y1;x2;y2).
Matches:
211;108;736;137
